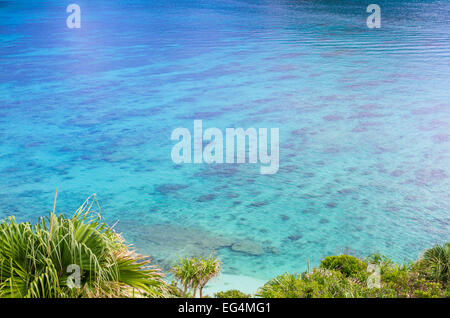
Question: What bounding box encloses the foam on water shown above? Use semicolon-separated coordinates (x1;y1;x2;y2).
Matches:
0;0;449;289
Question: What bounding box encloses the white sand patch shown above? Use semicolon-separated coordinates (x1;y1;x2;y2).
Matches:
204;273;267;296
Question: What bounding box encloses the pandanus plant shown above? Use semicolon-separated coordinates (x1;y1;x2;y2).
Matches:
197;255;221;298
421;242;450;285
171;255;221;298
170;256;198;297
0;194;165;298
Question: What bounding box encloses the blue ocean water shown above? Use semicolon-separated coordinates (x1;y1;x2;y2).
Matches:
0;0;449;286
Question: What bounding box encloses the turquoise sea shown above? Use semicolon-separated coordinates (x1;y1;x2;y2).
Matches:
0;0;449;292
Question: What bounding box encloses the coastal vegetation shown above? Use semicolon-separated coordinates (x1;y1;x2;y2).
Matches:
255;243;449;298
0;196;448;298
214;289;251;298
0;195;166;298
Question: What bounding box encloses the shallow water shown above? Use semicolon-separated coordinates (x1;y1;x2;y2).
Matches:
0;0;449;284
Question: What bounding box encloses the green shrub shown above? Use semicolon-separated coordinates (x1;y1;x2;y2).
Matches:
214;289;251;298
258;270;365;298
298;269;349;298
256;273;302;298
444;285;450;298
320;255;368;280
379;263;411;297
412;280;442;298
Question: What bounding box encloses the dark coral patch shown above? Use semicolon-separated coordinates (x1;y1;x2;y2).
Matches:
419;120;447;131
415;169;448;186
195;165;238;178
155;184;188;194
326;202;337;208
411;104;447;115
291;128;308;136
197;194;217;202
432;134;449;143
249;201;268;208
226;192;240;199
282;143;295;149
267;64;297;73
349;112;386;119
214;185;228;191
337;188;354;195
404;195;417;202
390;170;404;177
280;165;298;173
288;234;302;241
323;114;343;121
352;126;368;133
302;208;318;214
323;147;340;154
